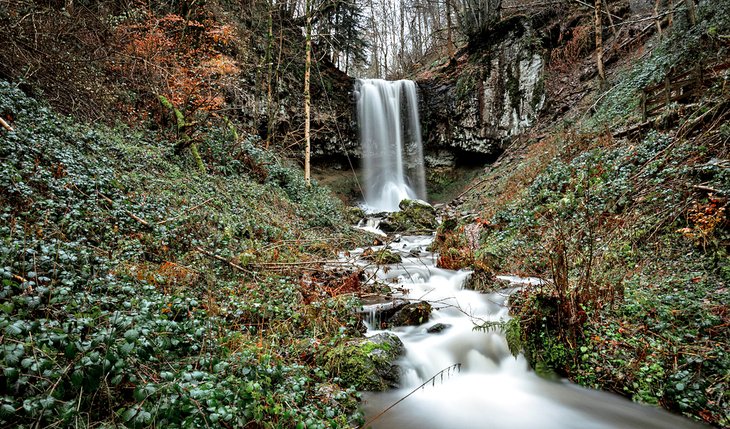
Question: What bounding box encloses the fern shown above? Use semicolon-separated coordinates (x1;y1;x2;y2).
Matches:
473;318;523;357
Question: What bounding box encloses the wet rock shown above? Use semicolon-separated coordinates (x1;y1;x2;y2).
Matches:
362;247;402;265
379;199;438;233
426;323;451;334
320;332;405;391
346;206;366;224
463;269;497;292
389;301;433;327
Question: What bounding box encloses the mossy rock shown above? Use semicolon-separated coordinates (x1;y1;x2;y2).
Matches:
463;269;497;292
362;248;402;265
389;301;433;327
345;206;366;224
320;333;405;391
380;199;438;233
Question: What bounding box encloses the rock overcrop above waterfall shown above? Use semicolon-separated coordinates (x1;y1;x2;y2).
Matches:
419;16;546;157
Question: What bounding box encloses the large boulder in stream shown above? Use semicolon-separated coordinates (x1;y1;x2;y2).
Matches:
379;199;438;233
389;301;433;327
320;333;405;391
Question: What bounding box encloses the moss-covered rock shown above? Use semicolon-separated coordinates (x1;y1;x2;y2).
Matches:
380;199;438;232
389;301;433;327
362;247;403;264
345;206;366;224
320;333;405;391
463;268;497;292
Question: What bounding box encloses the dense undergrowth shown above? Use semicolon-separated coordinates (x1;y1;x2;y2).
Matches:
0;81;370;428
434;2;729;426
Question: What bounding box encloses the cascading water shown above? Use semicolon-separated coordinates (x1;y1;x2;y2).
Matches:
355;79;426;212
352;234;707;429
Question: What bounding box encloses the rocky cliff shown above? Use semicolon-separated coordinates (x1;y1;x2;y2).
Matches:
418;16;546;164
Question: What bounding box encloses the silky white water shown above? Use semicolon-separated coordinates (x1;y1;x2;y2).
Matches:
355;79;426;212
354;234;706;429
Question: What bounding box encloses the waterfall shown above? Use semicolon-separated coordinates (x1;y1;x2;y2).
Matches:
355;79;427;212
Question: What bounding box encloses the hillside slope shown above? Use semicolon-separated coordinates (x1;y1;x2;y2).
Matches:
0;80;374;428
433;1;729;426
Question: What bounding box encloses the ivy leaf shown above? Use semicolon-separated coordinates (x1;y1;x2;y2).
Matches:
0;404;15;417
124;329;139;342
122;407;138;422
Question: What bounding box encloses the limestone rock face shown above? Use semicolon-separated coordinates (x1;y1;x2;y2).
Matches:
419;16;546;159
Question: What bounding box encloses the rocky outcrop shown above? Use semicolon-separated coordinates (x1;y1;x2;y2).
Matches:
419;16;546;159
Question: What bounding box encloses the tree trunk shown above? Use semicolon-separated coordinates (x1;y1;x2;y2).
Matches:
685;0;697;26
595;0;605;89
304;0;312;187
446;0;454;57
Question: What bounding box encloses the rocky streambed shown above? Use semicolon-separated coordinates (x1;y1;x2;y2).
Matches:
339;202;707;429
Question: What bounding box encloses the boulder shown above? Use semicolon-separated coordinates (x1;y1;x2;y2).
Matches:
379;199;438;233
361;247;402;265
345;206;366;224
426;323;451;334
320;333;405;391
389;301;433;327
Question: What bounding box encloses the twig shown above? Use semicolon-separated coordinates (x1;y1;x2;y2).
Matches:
156;197;214;225
692;185;725;195
361;364;462;428
0;117;13;132
194;246;252;273
97;193;150;227
571;0;624;22
453;178;489;201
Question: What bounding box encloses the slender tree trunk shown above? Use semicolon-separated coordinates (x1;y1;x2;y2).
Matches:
595;0;605;89
668;0;673;27
685;0;697;26
446;0;454;56
654;0;663;38
304;0;312;187
266;5;274;148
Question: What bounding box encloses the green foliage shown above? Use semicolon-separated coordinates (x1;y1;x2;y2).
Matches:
587;0;730;130
0;80;363;428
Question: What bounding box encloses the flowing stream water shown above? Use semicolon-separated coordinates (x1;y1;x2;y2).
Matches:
353;78;705;428
352;233;707;429
355;79;426;212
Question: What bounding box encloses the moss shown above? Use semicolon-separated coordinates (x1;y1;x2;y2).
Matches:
505;65;521;112
455;72;477;99
531;73;545;111
320;334;404;391
362;248;402;265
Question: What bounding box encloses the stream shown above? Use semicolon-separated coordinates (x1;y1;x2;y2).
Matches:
351;233;707;429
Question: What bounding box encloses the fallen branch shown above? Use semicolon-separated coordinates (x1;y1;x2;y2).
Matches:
97;192;151;227
612;120;652;138
692;185;725;195
157;198;214;225
0;117;13;132
195;246;252;273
